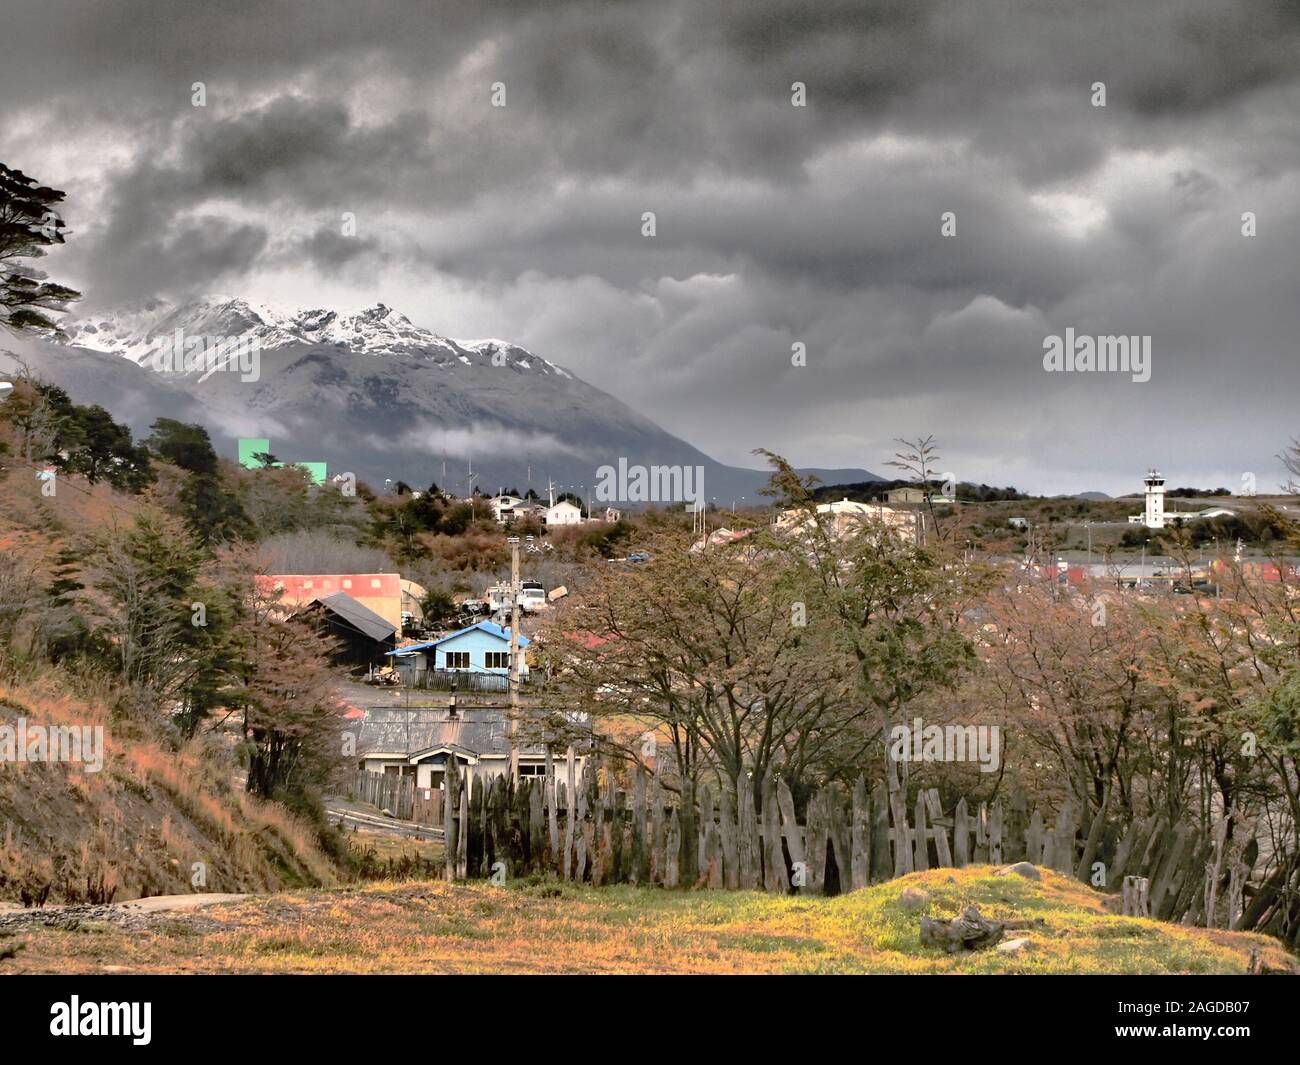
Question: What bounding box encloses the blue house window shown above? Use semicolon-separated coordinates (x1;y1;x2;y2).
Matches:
484;651;510;670
445;651;470;669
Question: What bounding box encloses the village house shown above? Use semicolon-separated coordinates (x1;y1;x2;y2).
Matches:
386;620;529;690
486;493;524;523
544;499;583;525
775;497;921;543
355;706;589;791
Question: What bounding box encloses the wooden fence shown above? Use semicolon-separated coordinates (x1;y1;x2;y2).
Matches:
431;749;1250;928
351;771;443;828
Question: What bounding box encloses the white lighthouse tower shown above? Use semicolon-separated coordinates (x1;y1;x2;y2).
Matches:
1143;469;1166;529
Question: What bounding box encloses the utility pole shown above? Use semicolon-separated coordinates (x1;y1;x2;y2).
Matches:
508;535;521;781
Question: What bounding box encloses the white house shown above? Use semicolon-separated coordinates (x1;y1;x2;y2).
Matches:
486;494;524;523
776;497;920;543
545;500;583;525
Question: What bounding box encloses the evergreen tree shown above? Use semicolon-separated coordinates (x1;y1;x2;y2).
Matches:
0;162;81;338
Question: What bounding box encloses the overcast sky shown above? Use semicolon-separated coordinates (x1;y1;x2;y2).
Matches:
3;0;1298;494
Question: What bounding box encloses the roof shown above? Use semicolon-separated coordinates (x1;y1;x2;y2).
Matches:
356;707;547;760
312;591;397;643
384;620;531;657
436;620;530;648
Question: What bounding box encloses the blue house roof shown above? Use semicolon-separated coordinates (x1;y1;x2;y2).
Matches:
385;621;530;657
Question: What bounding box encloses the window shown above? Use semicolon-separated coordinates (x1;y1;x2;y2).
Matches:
371;578;382;588
444;651;470;669
343;579;352;589
484;651;510;670
517;764;546;777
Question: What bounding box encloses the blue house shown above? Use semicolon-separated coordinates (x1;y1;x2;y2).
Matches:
386;621;530;689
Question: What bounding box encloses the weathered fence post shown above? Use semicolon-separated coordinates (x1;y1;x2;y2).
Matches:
698;785;715;881
665;807;681;888
953;798;970;867
1025;807;1044;866
869;782;891;882
650;762;666;886
850;777;871;890
925;790;952;868
737;772;761;890
679;776;698;886
456;771;468;878
545;746;559;863
778;777;805;891
719;778;738;890
762;773;789;893
574;764;590;882
1122;875;1150;917
913;792;930;872
562;746;576;880
804;787;828;894
632;765;649;885
444;765;459;882
988;799;1003;866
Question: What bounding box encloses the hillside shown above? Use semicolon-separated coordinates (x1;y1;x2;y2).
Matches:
3;866;1291;974
0;428;344;906
0;680;340;906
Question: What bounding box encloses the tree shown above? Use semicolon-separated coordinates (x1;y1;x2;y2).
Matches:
63;402;154;490
223;568;345;802
756;449;983;858
885;434;952;541
146;418;251;543
548;530;857;804
89;507;212;717
0;162;81;338
419;588;459;628
146;417;219;476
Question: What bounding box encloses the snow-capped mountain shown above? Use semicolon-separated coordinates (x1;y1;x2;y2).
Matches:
7;296;876;500
64;297;572;378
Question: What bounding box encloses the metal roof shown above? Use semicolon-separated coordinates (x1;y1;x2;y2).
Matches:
356;707;546;759
313;591;397;643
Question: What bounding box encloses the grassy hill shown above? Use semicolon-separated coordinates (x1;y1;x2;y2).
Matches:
5;866;1293;974
0;679;341;906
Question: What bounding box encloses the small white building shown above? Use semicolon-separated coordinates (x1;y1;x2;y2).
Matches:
487;494;524;523
776;497;921;544
545;500;583;525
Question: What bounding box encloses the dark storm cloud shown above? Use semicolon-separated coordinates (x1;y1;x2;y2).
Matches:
2;0;1299;491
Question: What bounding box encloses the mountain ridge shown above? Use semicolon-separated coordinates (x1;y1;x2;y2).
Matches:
5;296;880;501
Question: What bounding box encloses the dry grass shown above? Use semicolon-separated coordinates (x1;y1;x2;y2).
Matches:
5;867;1293;975
0;678;339;904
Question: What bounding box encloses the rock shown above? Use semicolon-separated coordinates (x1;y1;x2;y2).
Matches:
997;937;1030;954
995;862;1041;881
917;905;1045;953
898;887;932;910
